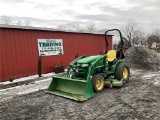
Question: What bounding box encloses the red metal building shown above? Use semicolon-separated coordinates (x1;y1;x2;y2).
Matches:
0;25;112;82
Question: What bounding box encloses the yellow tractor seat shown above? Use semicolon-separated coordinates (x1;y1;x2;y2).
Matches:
107;50;117;62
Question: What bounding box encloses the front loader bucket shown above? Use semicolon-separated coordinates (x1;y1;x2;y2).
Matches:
47;76;94;101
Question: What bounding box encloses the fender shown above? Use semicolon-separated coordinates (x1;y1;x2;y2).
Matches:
111;59;127;72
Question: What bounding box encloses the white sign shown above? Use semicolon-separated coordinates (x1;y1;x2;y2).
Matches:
38;39;64;56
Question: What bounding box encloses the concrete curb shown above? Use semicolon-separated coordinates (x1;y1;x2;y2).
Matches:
0;72;65;90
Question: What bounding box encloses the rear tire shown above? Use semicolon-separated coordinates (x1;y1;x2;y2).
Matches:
114;63;130;83
92;74;105;92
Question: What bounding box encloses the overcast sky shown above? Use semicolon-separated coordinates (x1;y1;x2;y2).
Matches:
0;0;159;32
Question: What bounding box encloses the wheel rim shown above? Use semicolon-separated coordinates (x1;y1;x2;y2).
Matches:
123;68;128;79
96;78;104;90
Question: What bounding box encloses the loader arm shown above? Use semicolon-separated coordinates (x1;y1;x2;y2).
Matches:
65;56;86;77
86;55;107;80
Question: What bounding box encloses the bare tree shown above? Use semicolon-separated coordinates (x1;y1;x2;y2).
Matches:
96;29;108;34
57;24;80;32
66;24;80;32
24;19;31;26
147;34;159;49
132;29;146;46
121;19;137;46
78;28;86;33
57;25;66;31
65;24;73;31
73;24;80;32
57;23;97;33
154;29;160;42
16;20;23;26
87;22;95;32
0;16;12;25
147;29;160;52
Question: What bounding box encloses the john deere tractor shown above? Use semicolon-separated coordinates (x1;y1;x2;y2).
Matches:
47;29;130;101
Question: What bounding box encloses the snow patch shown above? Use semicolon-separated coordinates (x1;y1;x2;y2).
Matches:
42;72;55;77
34;78;52;84
0;85;23;92
153;80;160;87
0;78;51;92
17;86;48;95
0;72;55;85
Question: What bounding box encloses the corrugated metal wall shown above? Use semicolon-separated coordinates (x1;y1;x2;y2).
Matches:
0;28;112;82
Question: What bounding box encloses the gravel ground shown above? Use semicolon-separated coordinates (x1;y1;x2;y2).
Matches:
0;69;160;120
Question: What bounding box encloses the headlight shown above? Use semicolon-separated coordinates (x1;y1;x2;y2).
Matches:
82;64;89;67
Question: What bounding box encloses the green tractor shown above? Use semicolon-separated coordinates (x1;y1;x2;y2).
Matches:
47;29;130;101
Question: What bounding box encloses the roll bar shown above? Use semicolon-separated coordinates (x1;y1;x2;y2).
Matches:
104;29;124;53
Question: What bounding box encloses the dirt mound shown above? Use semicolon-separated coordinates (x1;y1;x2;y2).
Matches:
125;46;160;70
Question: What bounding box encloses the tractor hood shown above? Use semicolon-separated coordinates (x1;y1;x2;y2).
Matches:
78;55;103;64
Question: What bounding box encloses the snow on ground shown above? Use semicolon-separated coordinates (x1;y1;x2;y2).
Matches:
0;70;68;102
16;86;48;95
0;72;55;85
16;78;52;95
0;77;52;102
143;71;160;78
143;71;160;86
130;69;160;87
154;80;160;87
0;69;67;85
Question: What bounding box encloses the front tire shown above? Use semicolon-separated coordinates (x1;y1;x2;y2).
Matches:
114;63;130;82
92;74;105;92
